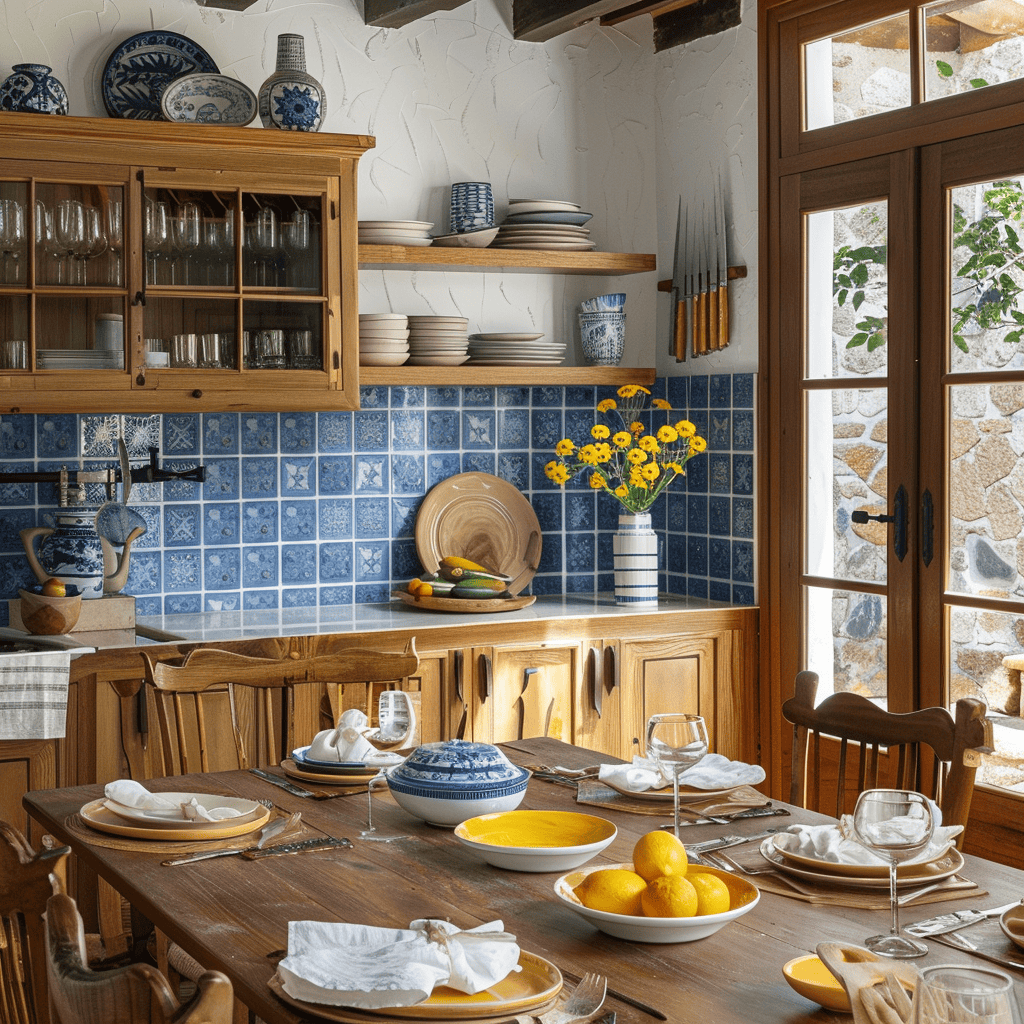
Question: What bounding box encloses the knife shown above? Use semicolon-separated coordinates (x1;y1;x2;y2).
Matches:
679;806;791;826
249;767;315;798
704;181;719;353
715;167;729;350
243;836;352;859
905;899;1024;937
685;828;782;854
671;196;686;362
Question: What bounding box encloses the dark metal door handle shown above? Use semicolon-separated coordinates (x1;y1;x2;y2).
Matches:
589;647;603;718
851;483;907;561
921;489;934;567
478;653;492;702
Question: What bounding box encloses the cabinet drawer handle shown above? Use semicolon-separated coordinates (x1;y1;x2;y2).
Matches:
478;653;492;703
453;649;464;702
516;667;539;741
604;647;618;691
589;647;603;718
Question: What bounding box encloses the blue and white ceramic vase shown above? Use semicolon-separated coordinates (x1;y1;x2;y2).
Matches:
258;34;324;132
20;510;105;600
0;64;69;115
612;512;659;607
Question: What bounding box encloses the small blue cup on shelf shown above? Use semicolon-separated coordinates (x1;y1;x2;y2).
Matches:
579;311;625;366
450;182;494;234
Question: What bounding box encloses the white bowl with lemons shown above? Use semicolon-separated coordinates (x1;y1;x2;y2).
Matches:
454;810;617;872
553;858;759;943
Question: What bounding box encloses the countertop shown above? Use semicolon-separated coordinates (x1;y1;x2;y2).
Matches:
4;593;750;651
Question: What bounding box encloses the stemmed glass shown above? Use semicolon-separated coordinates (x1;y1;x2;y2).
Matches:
79;206;108;285
144;200;172;285
282;209;311;288
175;201;201;284
910;965;1021;1024
105;200;123;286
251;207;279;286
645;713;709;839
0;198;26;284
53;198;85;284
852;789;935;959
358;768;410;843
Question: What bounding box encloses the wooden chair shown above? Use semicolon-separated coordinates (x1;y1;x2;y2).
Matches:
1;820;70;1024
783;670;993;840
140;638;419;774
44;891;232;1024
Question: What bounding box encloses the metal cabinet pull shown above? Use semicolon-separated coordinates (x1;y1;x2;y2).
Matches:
589;647;603;718
921;488;934;567
604;646;618;692
478;653;492;702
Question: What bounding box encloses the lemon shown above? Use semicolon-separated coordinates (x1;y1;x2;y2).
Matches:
573;868;648;916
687;871;732;916
640;875;698;918
632;830;688;881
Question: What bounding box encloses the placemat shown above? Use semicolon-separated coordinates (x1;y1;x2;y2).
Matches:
62;810;320;853
931;917;1024;972
575;779;769;817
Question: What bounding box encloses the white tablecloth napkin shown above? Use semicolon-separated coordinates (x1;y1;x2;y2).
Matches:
597;753;766;792
307;708;377;763
103;780;244;821
0;650;71;739
277;918;520;1008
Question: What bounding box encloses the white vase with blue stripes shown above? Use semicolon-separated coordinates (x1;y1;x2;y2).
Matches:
612;512;659;607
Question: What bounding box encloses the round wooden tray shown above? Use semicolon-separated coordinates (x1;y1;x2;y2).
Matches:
393;591;536;613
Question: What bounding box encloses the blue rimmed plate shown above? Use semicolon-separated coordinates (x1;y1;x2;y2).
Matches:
161;73;257;126
102;31;219;120
503;211;593;226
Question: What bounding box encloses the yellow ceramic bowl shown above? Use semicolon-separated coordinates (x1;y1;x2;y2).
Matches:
782;955;852;1013
455;810;617;872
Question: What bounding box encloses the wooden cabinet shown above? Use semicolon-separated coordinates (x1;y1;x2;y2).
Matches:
0;111;372;413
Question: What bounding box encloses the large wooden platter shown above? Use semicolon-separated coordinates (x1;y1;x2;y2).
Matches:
393;591;536;614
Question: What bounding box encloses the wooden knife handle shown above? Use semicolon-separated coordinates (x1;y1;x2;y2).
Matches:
673;299;687;362
719;282;729;348
708;286;719;352
693;291;705;356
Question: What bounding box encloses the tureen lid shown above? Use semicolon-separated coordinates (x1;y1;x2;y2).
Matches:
389;739;529;788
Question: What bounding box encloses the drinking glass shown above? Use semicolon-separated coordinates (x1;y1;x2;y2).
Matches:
175;201;201;284
645;713;709;839
852;789;935;958
79;206;108;285
54;198;85;284
282;209;311;288
252;207;279;286
359;769;410;843
0;198;26;284
105;200;123;285
144;200;171;285
910;965;1021;1024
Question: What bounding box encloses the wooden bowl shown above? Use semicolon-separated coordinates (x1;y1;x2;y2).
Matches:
18;588;82;635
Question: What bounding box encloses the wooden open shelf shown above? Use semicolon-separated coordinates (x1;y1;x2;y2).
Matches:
358;245;657;274
358;365;656;386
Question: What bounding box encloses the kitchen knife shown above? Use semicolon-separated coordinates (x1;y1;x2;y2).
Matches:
687;189;702;358
249;767;315;798
704;181;719;353
243;836;352;859
685;828;782;854
671;197;687;362
716;167;729;350
905;899;1024;937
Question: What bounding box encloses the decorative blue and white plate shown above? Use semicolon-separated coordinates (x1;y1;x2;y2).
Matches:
160;73;256;125
102;31;219;120
503;211;593;226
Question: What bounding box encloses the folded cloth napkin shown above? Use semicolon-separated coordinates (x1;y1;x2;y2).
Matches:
307;709;377;763
0;650;72;740
278;918;520;1009
103;780;243;821
597;753;766;793
774;808;963;867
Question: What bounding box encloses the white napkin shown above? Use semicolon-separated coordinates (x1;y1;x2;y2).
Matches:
307;709;377;763
597;753;766;793
775;808;963;867
277;918;520;1008
103;781;243;821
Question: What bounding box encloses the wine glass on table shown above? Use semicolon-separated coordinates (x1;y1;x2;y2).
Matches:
645;713;709;839
358;768;411;843
852;789;935;959
910;964;1021;1024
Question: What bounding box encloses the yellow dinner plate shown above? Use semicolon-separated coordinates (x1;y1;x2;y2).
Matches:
269;949;561;1021
80;798;270;842
282;759;380;786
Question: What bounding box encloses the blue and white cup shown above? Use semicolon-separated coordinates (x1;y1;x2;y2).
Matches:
578;311;625;366
449;182;494;234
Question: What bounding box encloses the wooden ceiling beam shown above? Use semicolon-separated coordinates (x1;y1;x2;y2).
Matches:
600;0;699;28
512;1;638;42
359;0;468;29
652;0;741;51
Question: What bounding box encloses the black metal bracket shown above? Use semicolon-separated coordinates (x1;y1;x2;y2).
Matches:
128;447;206;486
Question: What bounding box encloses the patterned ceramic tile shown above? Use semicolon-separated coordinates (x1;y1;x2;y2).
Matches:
425;386;460;407
710;374;731;408
462;452;494;475
686;452;708;493
709;537;731;579
320;542;353;582
359;386;389;409
161;465;202;502
318;499;352;539
355;583;389;603
733;454;753;495
565;533;594;573
391;386;424;407
666;492;687;532
135;596;162;615
242;456;278;498
733;410;754;451
497;452;529;491
244;589;279;609
709;496;730;536
124;551;161;593
687;536;707;575
531;410;562;450
165;504;201;546
281;413;316;453
665;534;686;574
122;415;160;458
203;503;239;546
163;550;202;590
242;502;278;543
281;500;317;541
355;455;387;494
427;453;460;488
689;375;708;408
496;386;529;407
131;505;161;547
687;576;708;599
733;584;755;605
391;497;418;539
391;410;425;450
241;413;277;453
282;544;317;584
323;584;354;604
532;386;562;407
318;456;352;495
427;410;459;450
205;593;240;611
0;462;33;507
666;376;687;409
36;414;75;457
687;495;708;534
710;579;732;602
732;540;754;583
564;408;594;445
202;459;240;500
81;415;120;457
392;538;420;579
463;386;494;407
537;538;562;573
391;455;424;494
733;497;754;539
709;411;731;451
204;549;241;590
355;497;389;538
733;373;754;408
0;508;33;554
282;457;316;495
564;386;595;407
242;546;278;588
708;453;731;494
565;492;595;531
316;412;351;452
165;593;202;614
283;587;317;607
354;410;388;450
203;414;239;454
498;409;529;448
163;415;201;456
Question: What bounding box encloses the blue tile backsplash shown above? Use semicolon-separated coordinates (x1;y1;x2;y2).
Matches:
0;375;756;617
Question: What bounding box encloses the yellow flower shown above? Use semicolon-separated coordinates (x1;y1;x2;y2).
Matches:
594;442;612;462
690;435;707;453
629;465;645;486
676;420;696;438
657;424;679;444
597;398;617;413
665;461;684;474
548;464;570;484
652;398;671;410
555;438;576;456
615;484;629;498
638;435;660;453
629;421;645;435
544;460;558;479
591;424;611;440
617;384;642;398
580;444;601;465
642;462;660;482
627;448;647;465
612;431;632;448
589;472;606;490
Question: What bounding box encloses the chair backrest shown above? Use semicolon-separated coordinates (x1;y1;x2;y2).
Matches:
783;670;992;839
45;891;233;1024
141;639;419;774
0;821;69;1024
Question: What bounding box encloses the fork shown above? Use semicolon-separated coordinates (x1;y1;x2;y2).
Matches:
533;972;607;1024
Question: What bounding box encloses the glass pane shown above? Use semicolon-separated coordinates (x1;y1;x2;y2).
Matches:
924;0;1024;102
34;183;121;288
242;193;321;292
0;294;29;369
0;182;28;287
806;585;888;701
804;13;912;131
145;187;237;288
948;382;1024;598
35;296;125;369
948;177;1024;371
806;202;888;379
242;300;323;371
950;605;1022;788
145;297;238;370
806;388;889;583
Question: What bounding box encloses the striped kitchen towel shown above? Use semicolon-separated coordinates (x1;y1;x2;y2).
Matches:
0;651;72;739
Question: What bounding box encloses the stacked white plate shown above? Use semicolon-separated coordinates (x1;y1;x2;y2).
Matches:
358;220;434;247
492;200;596;251
407;315;470;366
468;333;566;366
37;348;123;370
359;313;409;367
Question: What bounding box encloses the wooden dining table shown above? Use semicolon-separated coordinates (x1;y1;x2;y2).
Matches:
23;737;1024;1024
